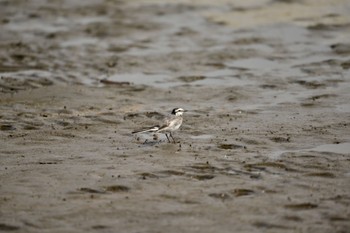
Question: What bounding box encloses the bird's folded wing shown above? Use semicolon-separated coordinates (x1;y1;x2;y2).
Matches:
132;125;160;134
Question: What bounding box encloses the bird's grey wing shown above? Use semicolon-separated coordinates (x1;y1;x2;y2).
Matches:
158;115;182;132
132;125;160;134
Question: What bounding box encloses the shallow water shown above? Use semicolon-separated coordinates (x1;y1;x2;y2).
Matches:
310;142;350;154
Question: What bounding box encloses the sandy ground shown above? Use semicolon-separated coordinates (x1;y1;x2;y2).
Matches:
1;0;350;232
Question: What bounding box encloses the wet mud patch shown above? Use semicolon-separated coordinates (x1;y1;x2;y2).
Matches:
104;185;130;192
304;172;336;178
190;174;215;180
78;185;130;194
91;225;110;230
340;60;350;69
244;162;288;171
269;136;291;143
253;221;293;230
291;80;327;89
307;22;350;31
327;216;350;222
307;94;337;101
292;60;346;79
157;170;186;177
283;215;303;222
177;75;206;83
284;203;318;210
232;37;267;45
139;172;159;179
187;163;218;172
233;189;255;197
0;124;16;131
218;143;245;150
330;43;350;55
0;223;20;231
37;160;62;165
79;187;105;194
0;76;54;93
300;94;338;107
259;84;278;89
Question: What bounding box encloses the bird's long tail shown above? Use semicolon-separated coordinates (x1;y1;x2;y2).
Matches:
132;125;160;134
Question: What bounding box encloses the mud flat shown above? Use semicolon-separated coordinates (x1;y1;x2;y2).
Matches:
1;0;350;232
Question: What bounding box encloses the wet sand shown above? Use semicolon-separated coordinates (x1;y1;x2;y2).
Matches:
1;0;350;232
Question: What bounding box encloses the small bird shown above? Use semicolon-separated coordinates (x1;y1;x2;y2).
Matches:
132;108;187;143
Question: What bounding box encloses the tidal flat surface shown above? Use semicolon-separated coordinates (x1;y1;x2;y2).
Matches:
1;0;350;232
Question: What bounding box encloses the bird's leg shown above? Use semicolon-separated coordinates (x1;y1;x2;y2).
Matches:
153;134;159;141
165;133;171;143
169;132;176;143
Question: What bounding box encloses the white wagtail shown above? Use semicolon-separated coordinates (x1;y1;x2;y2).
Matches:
132;108;187;143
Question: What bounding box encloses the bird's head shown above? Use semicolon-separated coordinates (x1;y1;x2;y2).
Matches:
171;108;187;116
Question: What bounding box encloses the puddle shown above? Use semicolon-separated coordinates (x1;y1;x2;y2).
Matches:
98;73;172;88
75;16;110;25
226;58;285;72
61;37;101;47
201;69;256;86
271;142;350;159
5;21;68;33
310;143;350;154
336;104;350;113
97;70;256;88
